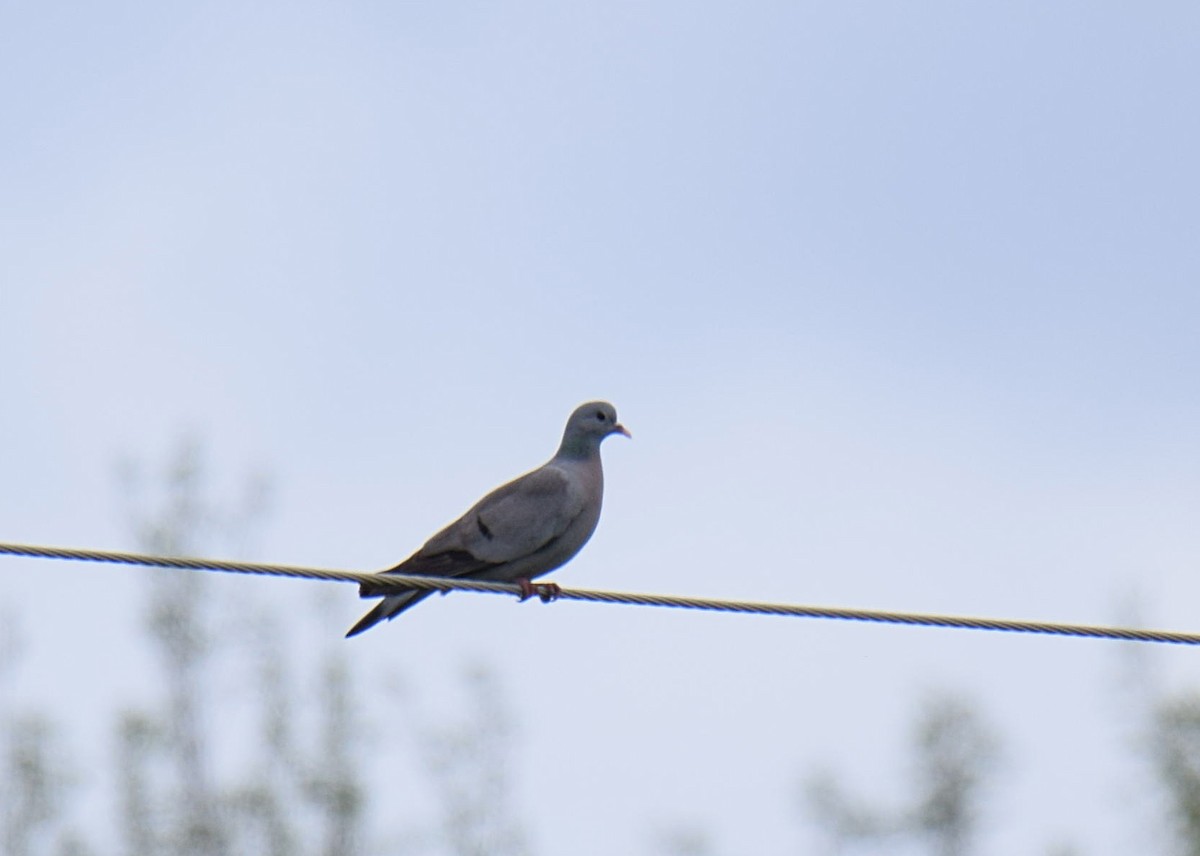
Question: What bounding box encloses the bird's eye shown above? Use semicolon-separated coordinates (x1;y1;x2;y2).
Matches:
596;412;607;421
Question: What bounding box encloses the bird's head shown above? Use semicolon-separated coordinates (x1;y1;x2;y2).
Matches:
559;401;630;456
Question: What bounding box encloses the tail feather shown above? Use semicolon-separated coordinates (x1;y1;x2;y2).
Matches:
345;590;434;638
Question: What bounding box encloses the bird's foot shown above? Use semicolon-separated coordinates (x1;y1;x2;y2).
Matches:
516;578;561;603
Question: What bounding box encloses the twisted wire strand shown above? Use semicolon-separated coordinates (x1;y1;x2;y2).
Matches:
1;541;1196;646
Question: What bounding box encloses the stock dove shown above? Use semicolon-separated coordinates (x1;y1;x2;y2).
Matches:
346;401;629;637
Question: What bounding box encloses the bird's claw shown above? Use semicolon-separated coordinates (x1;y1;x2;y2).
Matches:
516;578;561;603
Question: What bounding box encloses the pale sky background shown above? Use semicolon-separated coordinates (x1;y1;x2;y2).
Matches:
3;1;1200;854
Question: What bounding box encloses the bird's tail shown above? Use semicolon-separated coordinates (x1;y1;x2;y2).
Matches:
345;590;434;638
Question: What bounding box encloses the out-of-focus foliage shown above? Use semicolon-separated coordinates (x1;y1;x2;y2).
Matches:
803;692;999;856
1153;695;1200;856
0;438;533;856
421;663;530;856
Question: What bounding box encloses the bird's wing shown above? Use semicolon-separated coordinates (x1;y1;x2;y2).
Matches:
395;464;585;578
421;464;584;564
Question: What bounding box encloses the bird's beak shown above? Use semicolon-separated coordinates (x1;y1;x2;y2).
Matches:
614;424;631;438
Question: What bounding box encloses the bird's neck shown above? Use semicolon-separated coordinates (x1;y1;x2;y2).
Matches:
556;436;599;462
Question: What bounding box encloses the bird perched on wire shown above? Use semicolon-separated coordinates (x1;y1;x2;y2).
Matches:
346;401;630;637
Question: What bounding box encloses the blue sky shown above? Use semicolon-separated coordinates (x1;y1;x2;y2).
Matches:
3;1;1200;853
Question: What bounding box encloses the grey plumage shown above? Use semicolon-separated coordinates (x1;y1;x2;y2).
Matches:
346;401;629;637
